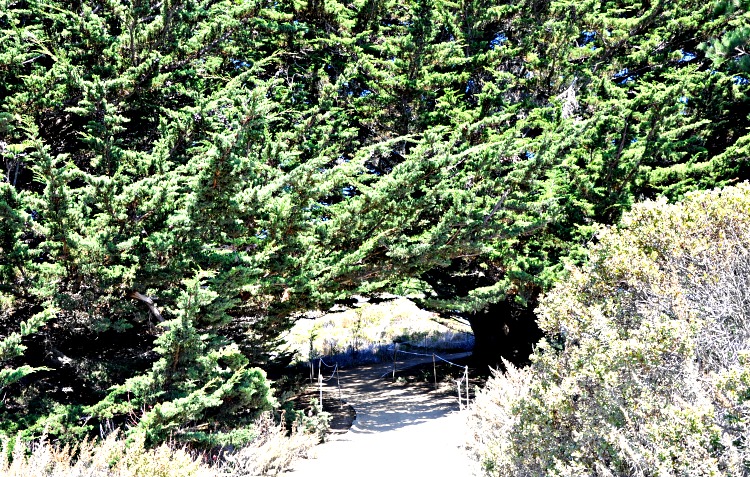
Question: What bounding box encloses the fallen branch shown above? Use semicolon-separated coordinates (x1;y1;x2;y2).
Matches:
128;291;164;322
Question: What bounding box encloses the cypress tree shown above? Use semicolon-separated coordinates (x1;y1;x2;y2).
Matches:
1;0;749;444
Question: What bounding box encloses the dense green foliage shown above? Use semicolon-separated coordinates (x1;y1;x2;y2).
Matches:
0;0;748;446
470;184;750;476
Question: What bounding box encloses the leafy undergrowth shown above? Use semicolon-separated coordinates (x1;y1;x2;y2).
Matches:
0;412;320;477
292;392;356;436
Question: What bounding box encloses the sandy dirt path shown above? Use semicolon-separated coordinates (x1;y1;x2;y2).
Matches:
285;353;479;477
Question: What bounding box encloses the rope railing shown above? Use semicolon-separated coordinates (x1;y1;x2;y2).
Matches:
321;363;338;382
390;348;433;358
318;358;336;368
385;342;467;367
315;358;342;406
433;354;466;369
308;356;336;384
387;343;472;408
310;344;473;411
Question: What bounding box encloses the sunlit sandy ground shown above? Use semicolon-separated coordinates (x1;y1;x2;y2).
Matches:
285;354;478;477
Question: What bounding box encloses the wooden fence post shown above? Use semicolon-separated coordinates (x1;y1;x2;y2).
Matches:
392;343;398;382
433;354;437;389
464;365;469;406
457;379;462;408
318;358;323;407
336;366;342;405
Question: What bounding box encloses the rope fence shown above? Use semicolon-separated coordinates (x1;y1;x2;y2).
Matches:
310;342;473;410
312;357;343;406
386;343;472;409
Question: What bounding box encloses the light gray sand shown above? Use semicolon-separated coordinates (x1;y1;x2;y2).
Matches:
286;354;478;477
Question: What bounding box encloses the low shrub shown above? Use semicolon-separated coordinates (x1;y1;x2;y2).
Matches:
469;184;750;476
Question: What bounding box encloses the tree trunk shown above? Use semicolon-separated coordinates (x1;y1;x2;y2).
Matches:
466;298;543;370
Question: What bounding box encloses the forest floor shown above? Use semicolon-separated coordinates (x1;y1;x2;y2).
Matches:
285;352;479;477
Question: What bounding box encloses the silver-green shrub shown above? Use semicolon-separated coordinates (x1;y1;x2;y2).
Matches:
469;183;750;476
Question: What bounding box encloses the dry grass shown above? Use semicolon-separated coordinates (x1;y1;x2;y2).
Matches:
0;432;212;477
0;412;319;477
222;412;318;476
283;297;472;363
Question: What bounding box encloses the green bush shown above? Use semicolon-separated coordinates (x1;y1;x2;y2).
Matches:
469;183;750;476
86;274;275;447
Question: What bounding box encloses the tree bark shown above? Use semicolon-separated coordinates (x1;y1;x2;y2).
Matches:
128;291;164;322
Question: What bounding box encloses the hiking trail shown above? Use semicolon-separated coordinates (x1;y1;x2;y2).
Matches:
285;353;479;477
